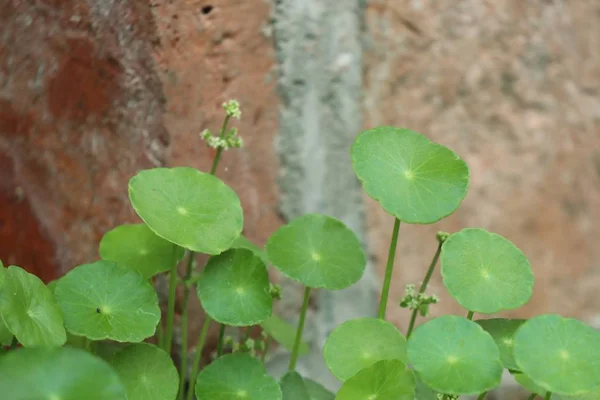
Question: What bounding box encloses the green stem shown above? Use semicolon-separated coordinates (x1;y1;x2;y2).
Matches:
406;241;443;338
185;316;212;400
379;218;401;319
545;392;552;400
164;259;179;354
467;311;474;320
9;336;18;350
261;336;271;364
289;286;311;371
209;115;231;175
178;252;196;400
244;326;253;341
477;392;487;400
217;324;226;357
527;394;538;400
157;319;164;349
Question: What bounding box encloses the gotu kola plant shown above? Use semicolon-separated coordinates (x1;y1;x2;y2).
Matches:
0;102;598;400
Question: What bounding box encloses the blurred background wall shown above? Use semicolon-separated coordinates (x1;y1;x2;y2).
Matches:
1;0;599;397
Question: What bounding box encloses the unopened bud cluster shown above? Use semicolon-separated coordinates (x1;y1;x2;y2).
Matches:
399;283;439;317
199;99;243;150
269;283;282;300
437;394;459;400
200;128;243;150
223;99;242;119
223;330;269;357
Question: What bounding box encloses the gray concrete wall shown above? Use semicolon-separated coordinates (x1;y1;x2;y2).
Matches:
269;0;377;390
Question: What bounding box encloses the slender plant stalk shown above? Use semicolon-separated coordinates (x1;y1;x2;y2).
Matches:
10;336;18;350
177;252;196;400
477;391;487;400
261;336;271;364
217;324;226;357
527;394;538;400
209;115;231;175
185;316;212;400
244;326;253;341
156;319;164;349
467;310;474;320
178;114;232;397
406;241;443;338
164;260;179;354
378;218;401;319
289;286;311;371
544;392;552;400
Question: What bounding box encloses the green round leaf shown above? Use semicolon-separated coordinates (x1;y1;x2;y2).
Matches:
195;353;282;400
335;359;416;400
0;266;66;347
261;315;309;355
128;167;243;254
351;127;469;224
476;318;526;371
305;379;335;400
514;372;600;400
110;343;178;400
266;214;366;290
513;314;600;396
324;317;408;381
55;260;160;342
280;371;310;400
441;228;534;314
99;223;185;279
197;249;272;326
408;315;502;395
0;347;126;399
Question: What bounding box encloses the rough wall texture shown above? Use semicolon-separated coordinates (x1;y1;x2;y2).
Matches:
364;1;600;396
0;0;168;280
269;0;376;388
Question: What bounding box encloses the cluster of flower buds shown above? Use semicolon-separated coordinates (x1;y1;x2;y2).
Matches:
269;283;282;300
200;128;243;150
199;100;243;150
399;283;439;317
223;330;269;358
437;394;459;400
223;99;242;120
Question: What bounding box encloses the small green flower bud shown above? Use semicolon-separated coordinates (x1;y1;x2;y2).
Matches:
436;231;450;243
269;283;282;300
223;99;242;119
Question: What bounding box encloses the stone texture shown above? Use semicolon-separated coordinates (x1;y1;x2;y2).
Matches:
0;0;168;280
269;0;376;388
364;1;600;394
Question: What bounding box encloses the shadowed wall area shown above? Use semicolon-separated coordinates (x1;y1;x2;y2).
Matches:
1;0;599;397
